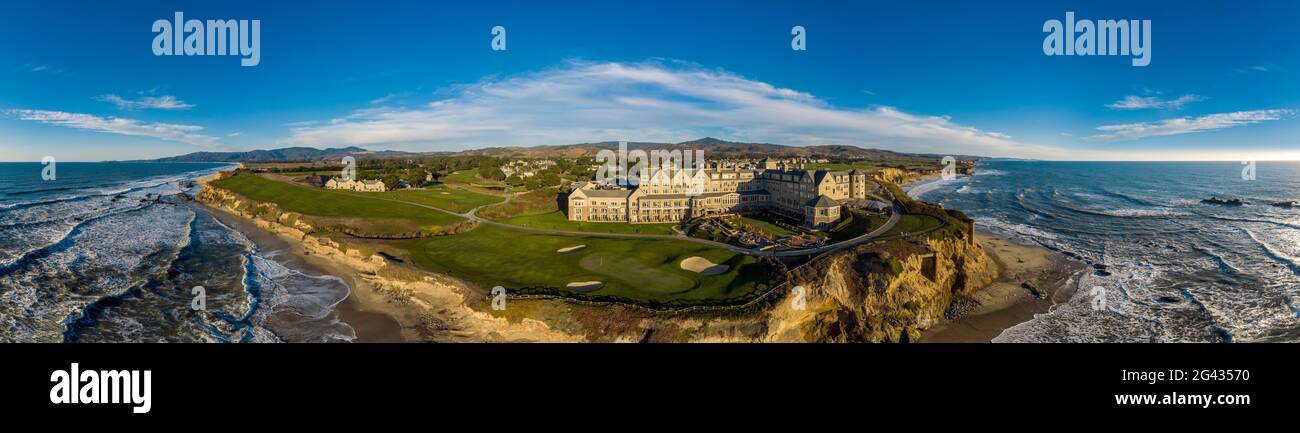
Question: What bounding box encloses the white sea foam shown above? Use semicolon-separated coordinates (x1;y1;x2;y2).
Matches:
907;176;969;200
972;216;1059;241
0;203;195;342
246;253;356;342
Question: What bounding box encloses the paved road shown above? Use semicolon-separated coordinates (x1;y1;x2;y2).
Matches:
370;191;907;258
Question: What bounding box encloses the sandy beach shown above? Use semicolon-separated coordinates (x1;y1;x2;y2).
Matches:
920;232;1084;342
200;205;409;342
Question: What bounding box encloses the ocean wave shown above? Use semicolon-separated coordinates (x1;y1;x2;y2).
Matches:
1198;213;1300;231
1244;229;1300;275
1192;244;1242;274
1100;188;1167;207
201;216;356;343
0;194;169;270
973;216;1059;241
0;165;223;213
1178;288;1233;343
906;176;969;200
0;203;196;342
1057;204;1186;219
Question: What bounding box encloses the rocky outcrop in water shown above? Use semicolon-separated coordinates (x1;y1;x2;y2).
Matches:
1201;197;1243;206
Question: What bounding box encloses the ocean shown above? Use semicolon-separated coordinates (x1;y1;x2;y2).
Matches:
0;162;356;343
912;161;1300;342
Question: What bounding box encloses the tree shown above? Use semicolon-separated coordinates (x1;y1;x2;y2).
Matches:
477;162;505;181
538;172;561;188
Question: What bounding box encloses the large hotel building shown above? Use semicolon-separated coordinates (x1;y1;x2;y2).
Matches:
566;159;880;230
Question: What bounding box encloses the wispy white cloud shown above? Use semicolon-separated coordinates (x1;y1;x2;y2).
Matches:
282;60;1061;158
6;109;218;147
1106;94;1204;110
369;91;414;105
95;94;194;110
1088;109;1293;141
24;63;65;75
1235;63;1282;74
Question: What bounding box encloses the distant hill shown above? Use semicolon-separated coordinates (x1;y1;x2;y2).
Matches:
150;138;965;162
451;137;932;160
147;146;419;162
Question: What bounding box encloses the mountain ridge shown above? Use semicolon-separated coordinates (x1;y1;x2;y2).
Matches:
148;138;964;162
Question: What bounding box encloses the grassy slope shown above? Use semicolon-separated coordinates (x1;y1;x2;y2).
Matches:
399;225;765;304
884;214;944;237
370;186;503;213
210;173;464;234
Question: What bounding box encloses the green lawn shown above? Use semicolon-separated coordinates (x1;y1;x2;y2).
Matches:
278;170;342;176
731;215;798;238
398;225;766;304
368;186;503;213
503;210;679;235
827;210;891;243
446;170;503;186
210;172;464;235
884;214;944;237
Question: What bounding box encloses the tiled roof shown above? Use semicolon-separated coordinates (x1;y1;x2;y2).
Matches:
806;195;841;208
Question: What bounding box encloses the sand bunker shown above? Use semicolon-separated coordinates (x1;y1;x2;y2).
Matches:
680;257;730;276
440;192;451;195
566;281;603;292
556;245;586;253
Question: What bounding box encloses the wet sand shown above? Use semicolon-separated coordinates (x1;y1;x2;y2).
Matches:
920;232;1085;343
202;206;406;342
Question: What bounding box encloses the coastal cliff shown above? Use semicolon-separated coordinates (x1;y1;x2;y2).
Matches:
873;167;914;185
197;175;1000;343
196;181;584;342
763;230;996;342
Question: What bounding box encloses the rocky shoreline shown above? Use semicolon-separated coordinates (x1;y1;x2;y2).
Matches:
919;232;1085;342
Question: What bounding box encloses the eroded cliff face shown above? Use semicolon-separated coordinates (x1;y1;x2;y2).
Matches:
873;168;915;185
198;186;323;236
763;233;996;342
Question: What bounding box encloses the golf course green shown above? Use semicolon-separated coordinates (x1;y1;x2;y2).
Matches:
399;224;767;304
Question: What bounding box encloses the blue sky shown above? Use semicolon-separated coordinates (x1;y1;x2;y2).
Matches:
2;0;1299;161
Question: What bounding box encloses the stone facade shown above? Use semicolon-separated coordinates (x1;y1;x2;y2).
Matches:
325;178;388;192
567;166;876;230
